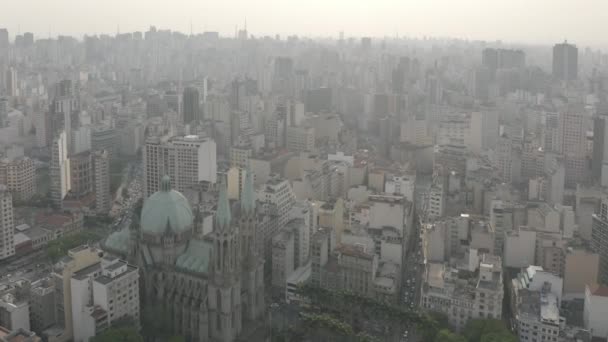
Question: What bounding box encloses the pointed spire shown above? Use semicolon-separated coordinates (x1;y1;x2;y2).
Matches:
216;177;231;229
241;168;256;214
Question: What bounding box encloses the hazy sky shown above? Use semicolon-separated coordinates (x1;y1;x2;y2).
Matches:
2;0;608;47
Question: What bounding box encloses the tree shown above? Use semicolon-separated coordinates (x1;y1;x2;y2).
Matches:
434;329;467;342
91;327;143;342
480;332;518;342
463;319;516;342
167;336;186;342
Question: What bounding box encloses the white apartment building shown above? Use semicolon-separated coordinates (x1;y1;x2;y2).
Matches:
51;131;71;206
144;135;217;197
0;186;15;260
71;256;140;342
257;175;296;228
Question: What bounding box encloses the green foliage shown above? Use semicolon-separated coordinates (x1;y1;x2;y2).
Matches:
167;336;186;342
434;329;467;342
46;231;102;262
463;319;516;342
91;326;143;342
480;332;518;342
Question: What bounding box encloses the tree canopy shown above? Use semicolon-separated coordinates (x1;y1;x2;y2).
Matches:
463;319;517;342
91;327;143;342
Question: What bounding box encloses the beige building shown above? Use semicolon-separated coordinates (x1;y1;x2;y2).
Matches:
421;255;503;331
286;126;315;152
563;249;599;299
0;157;36;202
50;245;102;342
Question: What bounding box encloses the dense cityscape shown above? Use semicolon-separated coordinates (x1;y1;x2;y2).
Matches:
0;11;606;342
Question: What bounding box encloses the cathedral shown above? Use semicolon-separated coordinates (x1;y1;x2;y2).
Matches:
104;172;265;341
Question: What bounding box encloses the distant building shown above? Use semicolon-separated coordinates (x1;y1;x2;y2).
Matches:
0;186;15;260
0;157;36;202
143;135;217;197
552;41;578;81
182;87;200;124
92;150;110;214
421;255;503;331
50;132;71;206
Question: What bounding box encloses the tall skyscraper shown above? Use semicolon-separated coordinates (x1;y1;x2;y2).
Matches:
0;185;15;260
182;87;200;124
53;80;77;154
559;109;587;186
143;135;217;197
553;41;578;81
5;67;17;97
593;113;608;186
93;150;111;214
50;131;71;206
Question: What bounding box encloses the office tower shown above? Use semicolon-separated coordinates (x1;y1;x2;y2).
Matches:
91;125;116;156
5;67;17;97
53;80;77;154
553;41;578;81
592;198;608;284
272;57;294;97
165;90;182;115
0;156;36;202
593;113;608;186
50;131;71;206
0;97;7;127
35;111;52;148
69;152;93;198
0;29;8;48
0;186;15;260
182;87;200;124
23;32;34;46
143;135;217;197
482;48;525;72
559;110;587;186
93;150;111;214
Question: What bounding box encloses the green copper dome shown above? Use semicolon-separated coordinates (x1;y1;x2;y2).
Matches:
140;176;193;235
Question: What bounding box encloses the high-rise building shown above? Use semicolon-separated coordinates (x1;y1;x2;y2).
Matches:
592;198;608;284
559;109;587;186
68;152;93;198
593;113;608;186
50;131;71;206
143;135;217;197
0;156;36;202
53;80;77;154
5;67;17;97
482;48;525;72
0;186;15;260
552;41;578;81
182;87;200;124
93;150;110;214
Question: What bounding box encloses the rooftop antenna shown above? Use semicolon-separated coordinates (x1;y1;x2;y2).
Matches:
190;20;193;36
